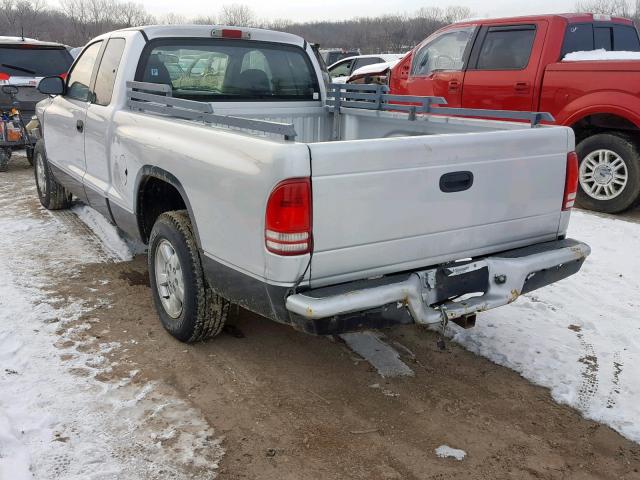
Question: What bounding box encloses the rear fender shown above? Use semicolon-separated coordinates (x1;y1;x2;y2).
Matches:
554;92;640;129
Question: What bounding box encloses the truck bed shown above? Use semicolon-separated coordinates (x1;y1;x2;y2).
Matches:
120;85;573;289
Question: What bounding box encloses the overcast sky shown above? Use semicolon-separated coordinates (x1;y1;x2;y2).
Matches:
141;0;579;22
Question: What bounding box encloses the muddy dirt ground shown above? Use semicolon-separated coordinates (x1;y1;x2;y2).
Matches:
6;156;640;479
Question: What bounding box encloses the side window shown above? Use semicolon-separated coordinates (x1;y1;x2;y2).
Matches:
412;27;474;76
93;38;125;106
353;57;382;70
613;25;640;51
66;41;102;102
329;59;353;77
562;23;594;56
476;26;536;70
594;27;612;51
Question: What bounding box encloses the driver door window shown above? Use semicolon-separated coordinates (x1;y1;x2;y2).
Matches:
411;27;474;76
66;41;102;102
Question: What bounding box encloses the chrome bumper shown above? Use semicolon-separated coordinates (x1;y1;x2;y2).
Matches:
286;240;591;325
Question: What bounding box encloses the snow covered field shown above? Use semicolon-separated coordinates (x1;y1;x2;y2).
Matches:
453;210;640;443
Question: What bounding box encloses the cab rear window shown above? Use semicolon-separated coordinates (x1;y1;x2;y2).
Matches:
562;23;640;56
0;46;73;77
135;39;320;102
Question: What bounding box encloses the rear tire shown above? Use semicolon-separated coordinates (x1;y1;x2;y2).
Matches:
33;140;72;210
148;210;231;343
575;132;640;213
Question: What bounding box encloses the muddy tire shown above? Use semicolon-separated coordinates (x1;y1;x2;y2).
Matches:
0;148;10;172
576;132;640;213
33;140;72;210
148;210;231;343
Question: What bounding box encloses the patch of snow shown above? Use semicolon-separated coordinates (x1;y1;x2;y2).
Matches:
435;445;466;460
563;49;640;61
451;210;640;443
331;75;349;84
341;331;414;378
350;60;400;78
72;204;145;261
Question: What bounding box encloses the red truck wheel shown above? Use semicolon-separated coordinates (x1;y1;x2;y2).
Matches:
575;133;640;214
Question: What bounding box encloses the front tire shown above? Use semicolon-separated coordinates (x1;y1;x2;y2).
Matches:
33;140;72;210
148;210;231;343
575;132;640;213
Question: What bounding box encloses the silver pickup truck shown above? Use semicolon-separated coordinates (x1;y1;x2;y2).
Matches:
31;25;590;342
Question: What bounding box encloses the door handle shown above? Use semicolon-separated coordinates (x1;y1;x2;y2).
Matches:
515;82;530;94
448;80;461;93
76;120;84;133
440;171;474;193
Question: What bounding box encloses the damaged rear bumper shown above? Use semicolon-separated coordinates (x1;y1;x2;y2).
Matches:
286;239;590;327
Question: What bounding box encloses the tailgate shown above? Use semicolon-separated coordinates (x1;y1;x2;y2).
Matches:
309;126;572;287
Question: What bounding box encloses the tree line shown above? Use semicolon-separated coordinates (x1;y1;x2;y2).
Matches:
0;0;472;52
4;0;639;53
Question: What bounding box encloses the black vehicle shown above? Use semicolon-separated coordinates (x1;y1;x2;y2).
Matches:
0;36;74;117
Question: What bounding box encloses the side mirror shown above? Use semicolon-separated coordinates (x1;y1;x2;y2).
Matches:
38;76;65;95
1;85;18;96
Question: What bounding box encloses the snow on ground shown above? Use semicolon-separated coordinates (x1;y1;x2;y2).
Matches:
0;170;222;479
563;49;640;61
435;445;467;461
72;204;145;261
451;210;640;443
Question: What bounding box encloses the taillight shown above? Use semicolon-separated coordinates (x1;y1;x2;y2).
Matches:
59;72;67;80
265;178;312;256
0;72;9;81
563;151;579;210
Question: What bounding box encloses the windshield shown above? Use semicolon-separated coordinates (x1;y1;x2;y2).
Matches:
0;46;73;77
136;39;320;102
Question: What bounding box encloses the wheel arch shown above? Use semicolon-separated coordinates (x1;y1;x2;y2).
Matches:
134;166;202;247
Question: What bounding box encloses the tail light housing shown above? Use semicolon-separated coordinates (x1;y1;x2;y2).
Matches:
211;28;251;40
0;72;9;81
265;178;312;256
563;151;579;210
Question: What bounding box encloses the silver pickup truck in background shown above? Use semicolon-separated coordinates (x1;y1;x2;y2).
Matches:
31;25;590;343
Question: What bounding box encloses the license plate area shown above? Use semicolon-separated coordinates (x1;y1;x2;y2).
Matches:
427;261;489;305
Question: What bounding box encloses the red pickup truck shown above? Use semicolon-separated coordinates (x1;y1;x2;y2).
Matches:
388;13;640;213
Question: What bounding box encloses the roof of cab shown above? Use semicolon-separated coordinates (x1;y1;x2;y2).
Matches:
453;12;634;27
115;24;307;48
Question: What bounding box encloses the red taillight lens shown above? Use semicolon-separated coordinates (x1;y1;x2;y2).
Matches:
59;72;67;80
265;178;312;256
0;72;10;81
221;28;243;39
563;151;579;210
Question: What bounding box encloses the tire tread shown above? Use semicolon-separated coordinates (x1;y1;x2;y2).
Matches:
149;210;230;342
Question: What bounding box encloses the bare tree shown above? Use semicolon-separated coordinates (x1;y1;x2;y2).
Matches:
219;3;255;26
1;0;46;37
575;0;639;23
192;14;217;25
157;12;187;25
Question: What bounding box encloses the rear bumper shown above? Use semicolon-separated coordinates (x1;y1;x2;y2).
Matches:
286;239;590;326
